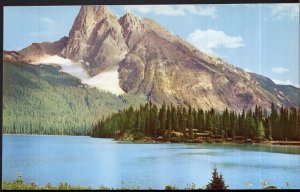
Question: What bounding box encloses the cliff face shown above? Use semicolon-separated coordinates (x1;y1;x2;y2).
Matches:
5;5;299;111
61;5;128;76
117;12;291;111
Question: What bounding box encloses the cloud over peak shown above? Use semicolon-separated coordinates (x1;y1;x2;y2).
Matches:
272;79;299;88
187;29;244;54
271;67;289;74
122;5;217;17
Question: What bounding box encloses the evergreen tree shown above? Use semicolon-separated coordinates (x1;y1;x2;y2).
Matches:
206;168;228;190
257;121;265;141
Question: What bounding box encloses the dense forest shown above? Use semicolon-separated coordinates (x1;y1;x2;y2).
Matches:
91;101;300;141
3;62;147;135
3;62;300;139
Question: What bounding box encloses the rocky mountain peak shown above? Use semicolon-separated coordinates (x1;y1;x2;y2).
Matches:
82;5;110;14
119;12;146;31
118;12;148;50
61;5;128;75
68;5;114;37
119;12;140;24
8;5;299;111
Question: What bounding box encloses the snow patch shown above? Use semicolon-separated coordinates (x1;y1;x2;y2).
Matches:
32;55;90;80
83;68;125;95
32;55;125;95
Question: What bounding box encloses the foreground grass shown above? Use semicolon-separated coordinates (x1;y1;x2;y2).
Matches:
2;180;278;190
2;180;144;190
2;170;279;190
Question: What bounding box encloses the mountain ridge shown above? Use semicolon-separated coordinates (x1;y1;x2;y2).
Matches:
3;5;300;111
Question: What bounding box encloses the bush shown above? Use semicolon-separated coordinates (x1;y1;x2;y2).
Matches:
165;185;177;190
264;185;278;190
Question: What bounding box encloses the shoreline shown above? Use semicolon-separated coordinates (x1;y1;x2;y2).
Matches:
3;133;300;147
115;138;300;147
116;140;300;147
2;133;89;137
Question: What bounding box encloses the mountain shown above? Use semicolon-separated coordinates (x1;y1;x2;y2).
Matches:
3;5;300;111
251;73;300;107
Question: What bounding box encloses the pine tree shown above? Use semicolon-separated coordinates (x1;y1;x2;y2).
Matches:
206;168;228;190
257;121;265;141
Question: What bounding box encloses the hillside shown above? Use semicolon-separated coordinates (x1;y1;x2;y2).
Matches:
3;62;147;135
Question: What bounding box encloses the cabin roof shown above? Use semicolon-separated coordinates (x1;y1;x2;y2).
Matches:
196;133;210;136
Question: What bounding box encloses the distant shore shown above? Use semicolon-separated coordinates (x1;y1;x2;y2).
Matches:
114;136;300;147
2;133;88;137
3;133;300;147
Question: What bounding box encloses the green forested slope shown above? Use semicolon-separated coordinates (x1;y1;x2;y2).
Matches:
3;62;147;135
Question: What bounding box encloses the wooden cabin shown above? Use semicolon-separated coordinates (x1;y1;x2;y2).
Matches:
211;135;224;141
156;136;164;142
195;132;211;141
171;131;184;138
244;139;254;144
226;137;233;141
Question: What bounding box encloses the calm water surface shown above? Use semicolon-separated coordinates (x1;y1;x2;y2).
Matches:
3;134;300;189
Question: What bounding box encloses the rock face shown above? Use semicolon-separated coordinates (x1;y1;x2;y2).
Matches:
61;5;128;76
18;36;68;63
3;50;23;62
5;5;300;111
117;13;297;111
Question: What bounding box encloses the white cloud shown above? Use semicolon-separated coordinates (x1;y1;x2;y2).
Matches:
122;5;217;17
271;67;289;74
269;4;299;19
187;29;244;54
272;79;299;88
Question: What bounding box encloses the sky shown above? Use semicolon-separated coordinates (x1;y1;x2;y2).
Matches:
4;4;300;88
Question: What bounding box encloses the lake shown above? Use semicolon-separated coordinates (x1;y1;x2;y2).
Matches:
3;134;300;189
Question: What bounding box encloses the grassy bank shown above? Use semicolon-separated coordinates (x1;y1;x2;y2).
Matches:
3;170;280;190
1;180;279;190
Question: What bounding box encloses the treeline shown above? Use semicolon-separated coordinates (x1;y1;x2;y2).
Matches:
3;62;146;135
91;102;300;141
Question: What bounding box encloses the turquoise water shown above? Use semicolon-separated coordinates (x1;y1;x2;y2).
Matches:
3;134;300;189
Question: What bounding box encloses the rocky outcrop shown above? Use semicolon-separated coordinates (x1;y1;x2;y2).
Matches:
18;36;68;63
3;50;23;63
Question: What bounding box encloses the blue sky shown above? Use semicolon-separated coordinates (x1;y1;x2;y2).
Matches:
4;4;299;87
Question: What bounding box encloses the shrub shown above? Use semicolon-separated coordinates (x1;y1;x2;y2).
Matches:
165;185;177;190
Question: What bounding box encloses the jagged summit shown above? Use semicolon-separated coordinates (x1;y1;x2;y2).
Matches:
62;5;128;75
119;11;144;29
4;5;300;111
